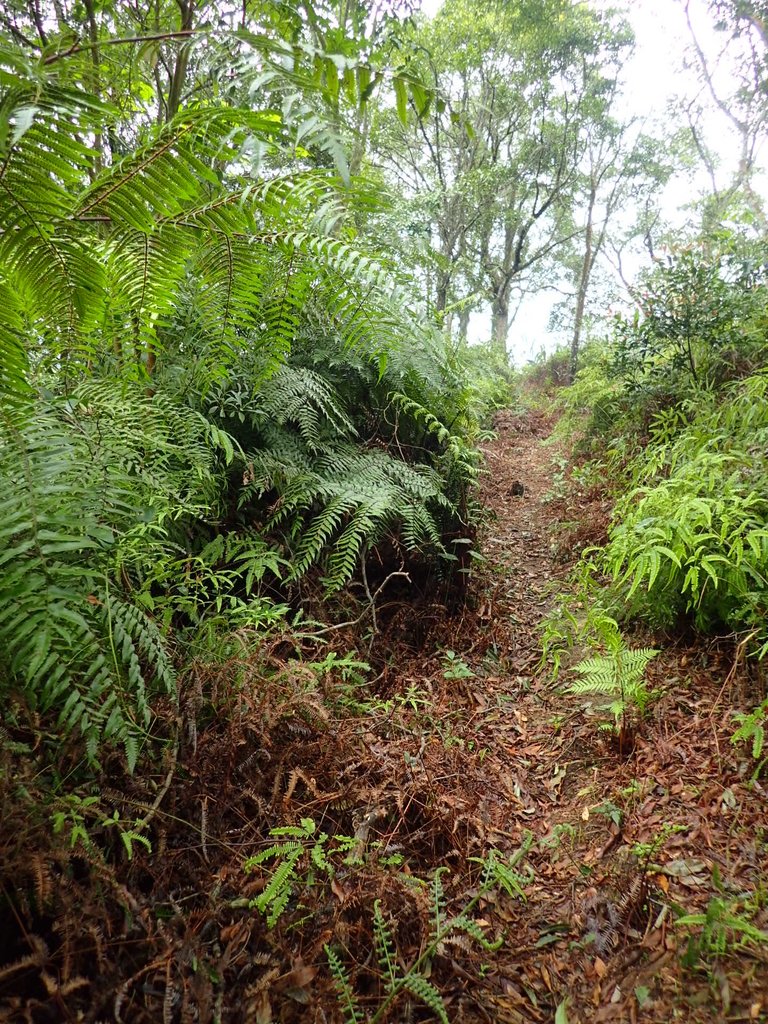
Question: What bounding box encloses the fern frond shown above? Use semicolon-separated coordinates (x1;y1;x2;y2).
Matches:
446;915;503;952
401;973;449;1024
373;900;400;991
566;643;659;725
326;946;365;1024
430;867;449;943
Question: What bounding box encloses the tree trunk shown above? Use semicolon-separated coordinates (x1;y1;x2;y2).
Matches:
458;306;470;345
569;191;596;382
167;1;194;120
435;271;451;328
569;248;591;382
491;296;509;355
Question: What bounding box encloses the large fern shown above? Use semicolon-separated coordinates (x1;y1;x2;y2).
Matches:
0;408;177;768
230;365;456;591
0;36;481;770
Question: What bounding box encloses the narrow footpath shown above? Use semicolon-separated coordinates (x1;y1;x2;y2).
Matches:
446;407;768;1024
4;408;766;1024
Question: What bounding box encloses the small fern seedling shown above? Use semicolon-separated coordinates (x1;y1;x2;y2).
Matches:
327;946;365;1024
245;817;339;927
677;895;768;967
326;835;532;1023
567;623;659;735
732;696;768;763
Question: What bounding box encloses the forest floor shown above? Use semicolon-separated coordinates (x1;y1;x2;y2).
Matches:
2;406;768;1023
444;406;768;1023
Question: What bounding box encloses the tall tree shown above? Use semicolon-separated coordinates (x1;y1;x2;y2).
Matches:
564;121;673;379
683;0;768;229
371;0;633;354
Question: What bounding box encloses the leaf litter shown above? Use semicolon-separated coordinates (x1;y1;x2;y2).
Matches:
1;407;767;1022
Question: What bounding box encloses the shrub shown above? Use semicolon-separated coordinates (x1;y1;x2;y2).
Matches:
614;236;768;394
602;371;768;651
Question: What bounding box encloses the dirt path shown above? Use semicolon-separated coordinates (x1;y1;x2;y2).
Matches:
457;409;768;1024
4;408;767;1024
476;407;567;654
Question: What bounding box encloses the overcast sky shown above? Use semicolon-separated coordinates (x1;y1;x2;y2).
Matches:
415;0;766;362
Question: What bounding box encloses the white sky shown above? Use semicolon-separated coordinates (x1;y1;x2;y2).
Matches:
416;0;768;363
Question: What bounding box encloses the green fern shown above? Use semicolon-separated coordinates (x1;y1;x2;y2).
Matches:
326;945;365;1024
678;895;768;966
567;629;659;729
0;407;179;769
0;36;483;776
324;839;531;1023
732;699;768;761
239;422;454;592
245;818;349;928
401;973;449;1024
373;900;400;992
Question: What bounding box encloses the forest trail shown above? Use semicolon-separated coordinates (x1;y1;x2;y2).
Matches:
476;407;568;658
455;409;768;1024
4;408;767;1024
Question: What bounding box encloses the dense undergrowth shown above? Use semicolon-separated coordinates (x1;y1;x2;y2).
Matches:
540;232;768;757
0;24;519;1024
0;45;512;772
3;3;768;1021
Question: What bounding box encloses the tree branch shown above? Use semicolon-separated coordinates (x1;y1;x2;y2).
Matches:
43;29;201;65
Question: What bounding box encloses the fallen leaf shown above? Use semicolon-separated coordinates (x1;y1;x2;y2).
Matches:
254;991;272;1024
659;858;709;886
283;959;318;989
634;985;651;1008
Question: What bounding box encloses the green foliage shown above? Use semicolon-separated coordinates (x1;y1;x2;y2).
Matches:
677;886;768;968
732;698;768;762
0;41;484;772
50;794;152;860
326;837;532;1024
555;350;632;456
248;826;531;1022
603;373;768;651
0;404;179;769
614;237;768;391
327;946;365;1024
566;622;659;729
631;823;689;872
441;649;475;679
545;233;768;754
555;999;571;1024
540;560;620;679
244;817;358;928
520;346;573;392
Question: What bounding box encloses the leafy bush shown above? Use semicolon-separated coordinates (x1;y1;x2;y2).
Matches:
0;403;181;769
544;233;768;756
614;236;768;393
518;346;572;392
602;372;768;651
